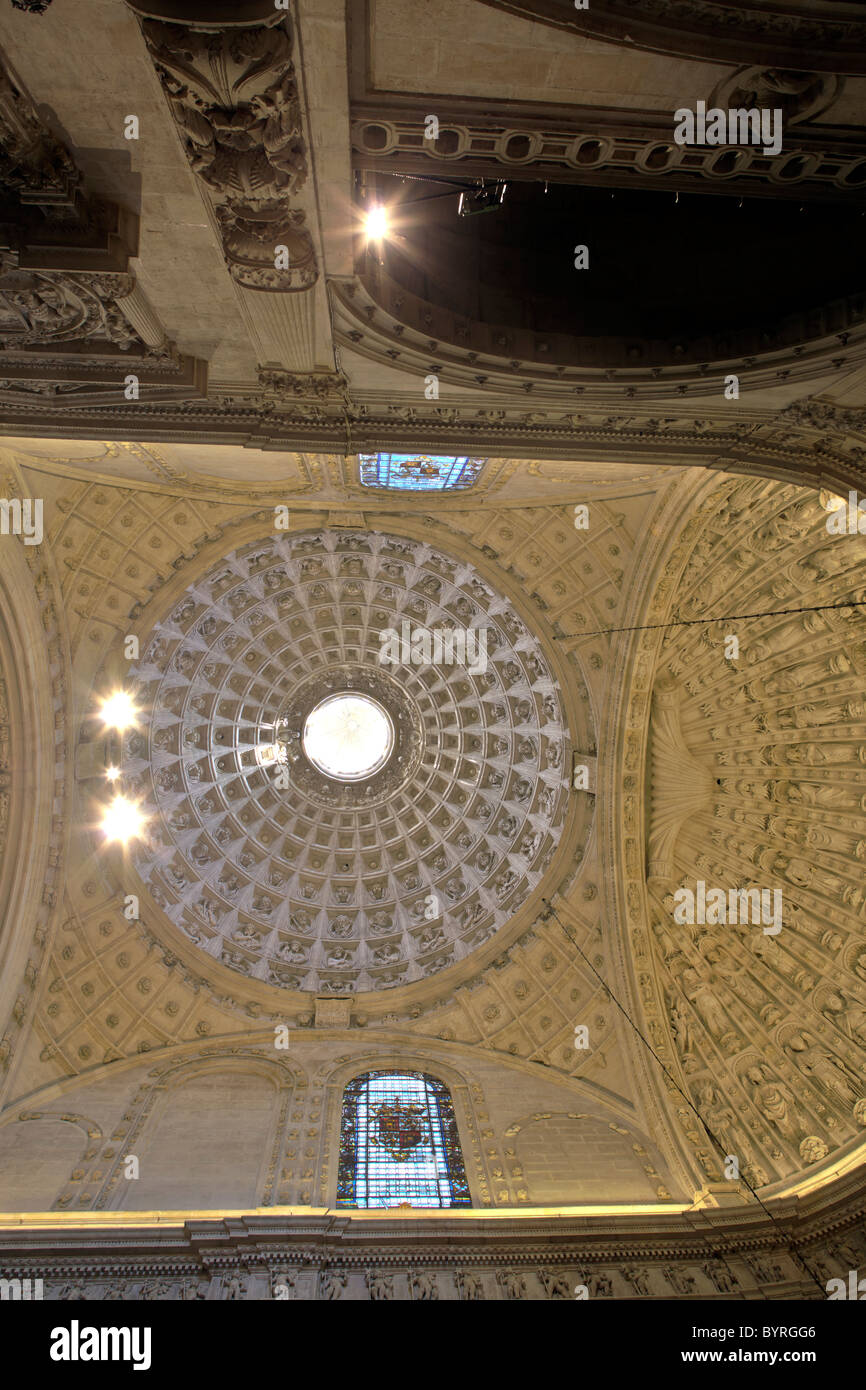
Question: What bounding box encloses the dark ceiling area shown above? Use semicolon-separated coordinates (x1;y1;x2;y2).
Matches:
367;172;866;348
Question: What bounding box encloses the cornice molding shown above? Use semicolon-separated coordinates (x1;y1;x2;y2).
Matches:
474;0;866;76
344;250;866;377
0;1166;863;1298
351;104;866;205
1;397;864;496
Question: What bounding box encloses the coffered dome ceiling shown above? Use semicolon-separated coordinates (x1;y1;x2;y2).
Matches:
122;529;580;995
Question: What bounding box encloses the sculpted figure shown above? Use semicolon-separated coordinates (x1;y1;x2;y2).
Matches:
411;1271;438;1300
456;1271;484;1300
366;1270;394;1301
744;1064;804;1142
321;1271;345;1300
500;1269;526;1300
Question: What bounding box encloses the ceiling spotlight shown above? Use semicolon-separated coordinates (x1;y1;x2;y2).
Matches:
101;795;146;845
105;765;121;782
255;742;289;768
457;183;507;217
820;490;846;513
98;690;138;732
364;204;389;240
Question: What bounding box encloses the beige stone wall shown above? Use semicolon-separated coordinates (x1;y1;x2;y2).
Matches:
111;1071;279;1212
0;1035;672;1213
0;1120;86;1212
370;0;732;108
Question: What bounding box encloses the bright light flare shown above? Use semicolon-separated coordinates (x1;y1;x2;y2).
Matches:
105;765;121;782
98;689;138;732
364;204;389;240
101;795;146;845
255;742;288;768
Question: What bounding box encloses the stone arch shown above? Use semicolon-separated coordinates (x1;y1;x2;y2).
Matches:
0;527;60;1099
611;473;866;1199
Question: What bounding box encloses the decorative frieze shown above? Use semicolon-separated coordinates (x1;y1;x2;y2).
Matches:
0;1192;862;1298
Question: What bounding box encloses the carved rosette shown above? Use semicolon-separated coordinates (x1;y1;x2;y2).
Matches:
139;15;318;291
709;67;844;127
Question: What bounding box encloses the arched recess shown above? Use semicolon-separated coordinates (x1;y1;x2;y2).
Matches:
352;229;866;376
105;1053;295;1212
505;1112;664;1204
321;1051;479;1208
0;1111;98;1211
333;274;866;499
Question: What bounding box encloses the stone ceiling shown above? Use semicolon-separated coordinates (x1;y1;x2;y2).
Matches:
0;0;864;1239
0;444;638;1136
2;455;854;1205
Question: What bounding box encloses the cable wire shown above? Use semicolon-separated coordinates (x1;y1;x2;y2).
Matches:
541;898;827;1296
554;597;866;642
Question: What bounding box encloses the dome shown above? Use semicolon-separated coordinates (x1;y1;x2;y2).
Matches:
123;529;577;995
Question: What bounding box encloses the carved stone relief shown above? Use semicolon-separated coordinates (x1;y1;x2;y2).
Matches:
637;478;866;1187
0;1192;859;1297
0;269;141;351
0;51;206;398
709;68;844;127
139;15;317;291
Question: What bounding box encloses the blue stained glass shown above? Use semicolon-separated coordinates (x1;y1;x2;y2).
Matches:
336;1070;472;1209
359;454;485;491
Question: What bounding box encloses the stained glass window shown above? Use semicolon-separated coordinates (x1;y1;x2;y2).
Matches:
336;1070;472;1208
358;454;485;491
